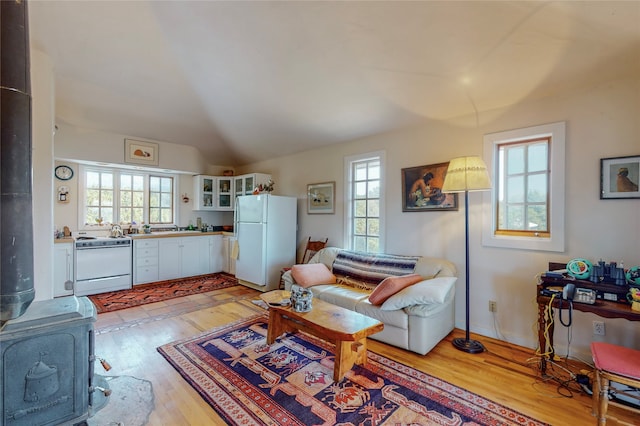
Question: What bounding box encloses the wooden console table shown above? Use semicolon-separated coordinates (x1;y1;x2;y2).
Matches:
537;276;640;375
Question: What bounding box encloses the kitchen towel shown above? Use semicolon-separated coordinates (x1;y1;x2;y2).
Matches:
231;239;239;260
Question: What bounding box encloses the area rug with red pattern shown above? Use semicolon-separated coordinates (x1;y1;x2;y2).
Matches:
88;273;239;314
157;314;548;426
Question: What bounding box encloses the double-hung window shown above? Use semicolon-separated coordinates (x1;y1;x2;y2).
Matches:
496;137;550;237
80;166;175;229
482;122;565;252
344;151;385;253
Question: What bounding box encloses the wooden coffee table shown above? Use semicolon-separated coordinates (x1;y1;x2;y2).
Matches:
260;290;384;382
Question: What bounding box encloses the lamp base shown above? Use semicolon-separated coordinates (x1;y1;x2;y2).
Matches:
452;337;485;354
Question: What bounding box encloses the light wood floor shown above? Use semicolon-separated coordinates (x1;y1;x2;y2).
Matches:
93;285;638;425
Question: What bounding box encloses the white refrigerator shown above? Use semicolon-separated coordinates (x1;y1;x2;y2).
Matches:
234;194;297;291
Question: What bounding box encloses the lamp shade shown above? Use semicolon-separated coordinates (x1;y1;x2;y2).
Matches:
442;156;491;192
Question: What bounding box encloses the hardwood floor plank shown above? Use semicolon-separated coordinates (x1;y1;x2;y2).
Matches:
93;288;639;425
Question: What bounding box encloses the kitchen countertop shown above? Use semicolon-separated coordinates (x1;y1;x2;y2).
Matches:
53;231;235;243
129;231;235;239
54;237;75;244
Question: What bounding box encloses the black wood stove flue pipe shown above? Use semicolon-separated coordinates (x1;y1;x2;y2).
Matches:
0;0;35;323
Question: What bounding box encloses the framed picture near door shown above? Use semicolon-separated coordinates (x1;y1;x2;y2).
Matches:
401;162;458;212
307;182;335;214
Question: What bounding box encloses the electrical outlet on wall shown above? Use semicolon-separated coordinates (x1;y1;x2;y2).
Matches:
593;321;605;335
489;300;497;312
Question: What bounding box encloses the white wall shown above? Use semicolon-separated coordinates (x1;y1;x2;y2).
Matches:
243;76;640;360
51;124;236;235
54;123;213;175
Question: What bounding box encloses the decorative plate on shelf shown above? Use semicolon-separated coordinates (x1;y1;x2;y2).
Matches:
626;266;640;287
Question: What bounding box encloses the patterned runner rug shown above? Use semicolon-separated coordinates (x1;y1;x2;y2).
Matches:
157;314;548;426
88;273;239;313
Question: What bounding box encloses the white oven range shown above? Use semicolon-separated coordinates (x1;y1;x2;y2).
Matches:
74;236;132;296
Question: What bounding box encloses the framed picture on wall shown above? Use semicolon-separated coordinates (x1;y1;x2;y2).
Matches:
125;139;159;166
307;182;335;214
600;155;640;199
401;162;458;211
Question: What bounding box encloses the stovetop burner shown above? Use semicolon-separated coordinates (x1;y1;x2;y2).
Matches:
75;236;131;248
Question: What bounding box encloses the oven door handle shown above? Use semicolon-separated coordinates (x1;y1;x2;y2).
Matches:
77;275;128;282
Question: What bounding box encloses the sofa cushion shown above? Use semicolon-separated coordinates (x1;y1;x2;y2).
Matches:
368;274;423;305
291;263;336;287
381;277;457;311
311;285;369;311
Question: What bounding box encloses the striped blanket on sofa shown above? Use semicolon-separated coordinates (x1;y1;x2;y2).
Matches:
332;250;419;290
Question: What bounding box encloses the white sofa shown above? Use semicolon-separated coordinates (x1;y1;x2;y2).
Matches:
281;247;457;355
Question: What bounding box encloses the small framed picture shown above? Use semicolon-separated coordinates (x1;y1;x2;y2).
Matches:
401;162;458;211
125;139;159;166
600;155;640;199
307;182;335;214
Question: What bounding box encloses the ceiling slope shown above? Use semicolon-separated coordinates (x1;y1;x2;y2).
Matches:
29;1;640;165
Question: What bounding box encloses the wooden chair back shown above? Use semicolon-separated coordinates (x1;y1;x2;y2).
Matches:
301;237;328;263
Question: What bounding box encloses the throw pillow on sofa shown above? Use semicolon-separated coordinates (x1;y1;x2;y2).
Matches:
380;276;457;310
368;274;423;305
291;263;337;287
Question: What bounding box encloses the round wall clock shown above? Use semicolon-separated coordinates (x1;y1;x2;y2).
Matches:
55;165;74;180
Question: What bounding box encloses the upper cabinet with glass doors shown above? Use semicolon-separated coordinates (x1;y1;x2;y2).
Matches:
193;175;215;210
234;173;272;199
216;177;233;210
195;173;271;211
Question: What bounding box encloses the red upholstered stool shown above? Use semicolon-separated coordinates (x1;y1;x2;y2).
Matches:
591;342;640;425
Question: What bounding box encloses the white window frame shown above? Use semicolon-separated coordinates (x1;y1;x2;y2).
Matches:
482;122;565;252
343;150;386;253
78;165;178;230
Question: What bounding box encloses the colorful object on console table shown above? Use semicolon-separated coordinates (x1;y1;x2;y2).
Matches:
567;258;592;280
626;266;640;287
627;288;640;312
589;259;626;286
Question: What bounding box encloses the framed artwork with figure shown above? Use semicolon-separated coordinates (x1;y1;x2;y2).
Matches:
600;155;640;199
402;162;458;212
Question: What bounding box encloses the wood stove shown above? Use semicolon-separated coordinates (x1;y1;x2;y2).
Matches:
0;296;96;426
0;2;102;424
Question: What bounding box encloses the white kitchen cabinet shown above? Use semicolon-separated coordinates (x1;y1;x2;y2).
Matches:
133;239;159;285
196;173;271;211
233;173;271;199
158;238;181;281
216;177;234;210
53;242;74;297
158;236;210;281
180;237;204;278
193;175;215;210
209;235;224;273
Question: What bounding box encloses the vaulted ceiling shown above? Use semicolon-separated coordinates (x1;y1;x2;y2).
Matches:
29;1;640;166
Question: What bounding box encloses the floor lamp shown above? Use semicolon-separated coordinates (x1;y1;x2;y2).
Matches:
442;156;492;354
